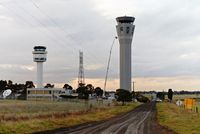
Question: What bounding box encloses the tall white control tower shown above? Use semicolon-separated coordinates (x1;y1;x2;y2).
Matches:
32;46;47;88
116;16;135;91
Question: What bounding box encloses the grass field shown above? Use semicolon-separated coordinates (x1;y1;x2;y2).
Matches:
142;94;200;101
0;100;105;119
0;100;140;134
157;102;200;134
173;94;200;100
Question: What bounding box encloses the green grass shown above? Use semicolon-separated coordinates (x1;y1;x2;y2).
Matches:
0;100;140;134
173;94;200;100
0;100;109;118
157;102;200;134
0;100;90;113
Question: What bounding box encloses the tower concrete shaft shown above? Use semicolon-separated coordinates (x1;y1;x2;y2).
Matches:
116;16;135;91
33;46;47;88
37;62;43;88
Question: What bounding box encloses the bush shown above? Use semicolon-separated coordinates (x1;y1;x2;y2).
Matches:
115;89;132;105
168;89;173;102
157;92;165;100
76;86;89;100
135;94;150;103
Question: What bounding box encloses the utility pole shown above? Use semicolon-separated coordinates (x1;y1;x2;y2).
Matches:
133;81;135;92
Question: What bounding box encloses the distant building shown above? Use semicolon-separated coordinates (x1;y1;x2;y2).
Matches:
29;46;79;101
27;88;65;100
26;88;78;100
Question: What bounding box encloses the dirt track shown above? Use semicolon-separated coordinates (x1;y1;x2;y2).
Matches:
36;102;176;134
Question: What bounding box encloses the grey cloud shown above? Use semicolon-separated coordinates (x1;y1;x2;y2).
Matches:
0;0;200;88
132;0;200;78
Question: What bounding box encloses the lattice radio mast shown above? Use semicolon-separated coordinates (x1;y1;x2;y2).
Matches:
78;51;85;87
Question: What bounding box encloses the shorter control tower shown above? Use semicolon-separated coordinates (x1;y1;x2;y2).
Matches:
32;46;47;88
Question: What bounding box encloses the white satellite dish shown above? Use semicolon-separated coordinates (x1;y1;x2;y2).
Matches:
3;89;12;99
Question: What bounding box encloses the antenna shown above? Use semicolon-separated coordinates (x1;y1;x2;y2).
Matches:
78;51;85;87
3;89;12;99
103;36;117;97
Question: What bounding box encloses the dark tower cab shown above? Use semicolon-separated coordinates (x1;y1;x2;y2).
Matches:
34;46;46;51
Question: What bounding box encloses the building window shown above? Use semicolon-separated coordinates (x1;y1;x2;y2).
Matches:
120;27;123;32
49;91;52;94
131;27;134;34
28;91;30;94
126;27;130;34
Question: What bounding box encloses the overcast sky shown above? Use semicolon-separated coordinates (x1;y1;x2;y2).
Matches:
0;0;200;91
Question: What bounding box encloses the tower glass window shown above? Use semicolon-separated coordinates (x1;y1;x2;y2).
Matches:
132;27;134;34
126;27;130;34
120;27;123;32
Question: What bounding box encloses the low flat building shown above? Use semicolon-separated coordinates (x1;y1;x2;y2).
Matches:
27;88;65;100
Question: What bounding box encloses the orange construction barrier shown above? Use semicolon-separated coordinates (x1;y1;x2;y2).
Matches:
184;98;195;110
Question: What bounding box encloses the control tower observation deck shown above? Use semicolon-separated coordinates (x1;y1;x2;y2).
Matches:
116;16;135;23
33;46;47;62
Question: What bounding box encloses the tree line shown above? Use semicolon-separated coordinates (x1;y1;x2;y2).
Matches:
0;80;104;99
0;80;174;103
0;80;35;94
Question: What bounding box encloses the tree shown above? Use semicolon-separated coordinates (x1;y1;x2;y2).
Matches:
132;91;135;99
135;93;150;103
25;81;35;88
115;89;132;105
44;83;54;88
13;82;27;99
76;86;89;100
63;84;73;90
86;84;94;94
168;89;173;102
78;83;85;88
7;80;13;89
95;87;103;97
157;92;165;100
0;80;7;92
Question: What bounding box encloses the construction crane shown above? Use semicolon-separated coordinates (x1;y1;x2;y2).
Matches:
103;36;117;97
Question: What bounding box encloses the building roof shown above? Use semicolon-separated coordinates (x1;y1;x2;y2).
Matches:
34;46;46;50
116;16;135;23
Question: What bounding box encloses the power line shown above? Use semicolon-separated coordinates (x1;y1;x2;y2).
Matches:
1;1;119;87
28;0;106;65
0;2;77;68
3;1;104;82
11;1;99;69
28;0;117;85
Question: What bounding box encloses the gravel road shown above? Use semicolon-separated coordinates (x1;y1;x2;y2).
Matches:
36;102;176;134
